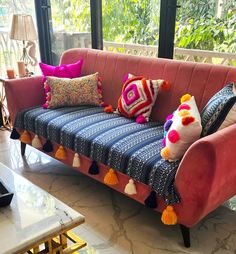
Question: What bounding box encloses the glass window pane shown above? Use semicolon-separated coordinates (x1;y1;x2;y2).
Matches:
103;0;161;57
175;0;236;66
50;0;91;65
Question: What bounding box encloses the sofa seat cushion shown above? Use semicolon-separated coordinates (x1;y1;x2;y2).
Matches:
14;106;180;204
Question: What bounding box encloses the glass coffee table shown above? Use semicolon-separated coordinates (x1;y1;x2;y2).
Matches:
0;163;86;254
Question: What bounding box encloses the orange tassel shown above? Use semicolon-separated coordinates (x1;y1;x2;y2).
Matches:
104;105;114;113
161;205;178;225
55;145;67;160
104;169;119;185
180;94;191;104
20;130;31;144
161;80;170;91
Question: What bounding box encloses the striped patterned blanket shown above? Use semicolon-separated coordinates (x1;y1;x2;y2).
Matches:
14;105;180;204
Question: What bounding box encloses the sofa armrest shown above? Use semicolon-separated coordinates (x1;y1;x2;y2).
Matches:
4;76;44;124
175;124;236;227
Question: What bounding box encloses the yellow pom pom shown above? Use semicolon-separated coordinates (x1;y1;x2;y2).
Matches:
55;145;67;160
104;169;119;185
20;130;31;144
161;147;170;160
161;205;178;225
180;94;191;104
178;109;190;117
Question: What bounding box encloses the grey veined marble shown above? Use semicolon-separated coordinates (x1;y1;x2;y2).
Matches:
0;130;236;254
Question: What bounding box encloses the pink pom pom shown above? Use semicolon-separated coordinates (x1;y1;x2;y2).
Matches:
44;87;51;93
42;103;49;109
123;74;129;83
166;114;174;121
168;130;180;143
136;115;147;124
178;104;191;111
46;92;51;101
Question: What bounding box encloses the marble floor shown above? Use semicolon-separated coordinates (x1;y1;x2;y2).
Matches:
0;129;236;254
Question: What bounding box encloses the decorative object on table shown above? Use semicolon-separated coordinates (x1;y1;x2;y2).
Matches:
10;14;38;77
201;83;236;136
6;69;15;79
0;179;14;207
17;61;26;77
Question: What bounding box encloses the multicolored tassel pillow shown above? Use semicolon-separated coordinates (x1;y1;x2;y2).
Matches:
44;73;103;109
117;74;169;123
161;94;202;161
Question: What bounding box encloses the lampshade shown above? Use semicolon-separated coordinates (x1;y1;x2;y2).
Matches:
10;14;37;41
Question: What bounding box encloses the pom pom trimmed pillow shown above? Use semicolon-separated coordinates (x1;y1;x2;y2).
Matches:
201;83;236;136
44;73;103;109
39;59;83;82
161;95;202;162
117;75;168;123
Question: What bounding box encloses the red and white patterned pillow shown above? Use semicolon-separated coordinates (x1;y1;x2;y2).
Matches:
117;75;168;123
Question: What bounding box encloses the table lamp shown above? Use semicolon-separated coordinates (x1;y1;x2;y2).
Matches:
9;14;37;77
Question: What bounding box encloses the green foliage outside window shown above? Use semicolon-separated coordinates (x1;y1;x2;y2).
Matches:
176;0;236;53
50;0;236;53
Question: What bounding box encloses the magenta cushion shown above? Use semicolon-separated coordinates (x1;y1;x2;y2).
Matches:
39;59;83;82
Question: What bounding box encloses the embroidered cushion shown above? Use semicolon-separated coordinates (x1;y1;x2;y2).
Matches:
44;73;102;109
161;95;202;161
201;83;236;136
117;75;167;123
39;59;83;82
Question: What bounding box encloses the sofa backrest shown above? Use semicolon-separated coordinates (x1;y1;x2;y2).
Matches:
60;48;236;123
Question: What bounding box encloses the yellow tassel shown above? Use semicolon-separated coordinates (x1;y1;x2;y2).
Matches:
20;130;31;144
32;135;42;148
161;147;170;160
180;94;191;104
124;179;137;195
161;205;178;225
72;153;80;167
55;145;67;160
104;169;119;185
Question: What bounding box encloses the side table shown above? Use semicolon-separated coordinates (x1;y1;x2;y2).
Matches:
0;77;13;130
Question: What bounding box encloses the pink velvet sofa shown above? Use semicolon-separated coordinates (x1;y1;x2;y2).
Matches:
5;48;236;247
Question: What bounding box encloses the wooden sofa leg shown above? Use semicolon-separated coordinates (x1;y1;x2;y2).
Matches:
21;142;26;156
179;224;190;248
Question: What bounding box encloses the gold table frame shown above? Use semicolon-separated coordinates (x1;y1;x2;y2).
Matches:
18;221;86;254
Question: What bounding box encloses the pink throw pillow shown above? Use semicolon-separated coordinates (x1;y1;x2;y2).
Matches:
39;59;84;82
